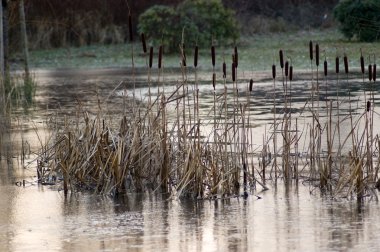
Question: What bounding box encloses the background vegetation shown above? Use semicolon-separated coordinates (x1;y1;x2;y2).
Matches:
138;0;239;52
334;0;380;42
7;0;339;52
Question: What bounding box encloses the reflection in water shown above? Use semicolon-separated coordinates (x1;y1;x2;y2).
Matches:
4;176;380;251
1;69;380;251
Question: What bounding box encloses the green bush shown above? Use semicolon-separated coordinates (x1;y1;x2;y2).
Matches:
334;0;380;42
138;0;239;53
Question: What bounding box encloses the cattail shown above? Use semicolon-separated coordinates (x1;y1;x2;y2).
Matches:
211;45;215;67
194;45;198;68
324;60;328;76
149;46;153;68
249;79;253;92
289;66;293;81
368;64;373;81
212;73;216;89
128;14;133;42
182;43;186;67
335;57;339;74
232;62;236;82
344;54;349;74
223;61;226;78
360;54;365;74
373;64;377;81
234;46;238;67
309;40;313;61
315;44;319;66
141;33;147;53
158;45;163;69
272;64;276;79
279;50;284;69
285;61;289;77
367;101;371;112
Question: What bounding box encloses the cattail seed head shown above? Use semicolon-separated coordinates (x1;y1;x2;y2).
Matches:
211;46;215;67
324;60;328;76
232;62;236;82
234;46;238;67
373;64;377;82
212;73;216;89
182;43;186;67
360;55;365;74
367;101;371;112
289;66;293;81
279;50;284;69
149;46;153;68
223;61;226;78
369;64;373;81
194;45;198;68
344;55;349;74
335;57;339;74
249;79;253;92
158;45;163;69
141;33;147;53
128;14;133;42
316;44;319;66
309;40;313;61
272;64;276;79
285;61;289;77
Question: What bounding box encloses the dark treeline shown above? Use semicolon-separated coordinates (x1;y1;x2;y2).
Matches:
7;0;339;50
8;0;181;50
224;0;339;32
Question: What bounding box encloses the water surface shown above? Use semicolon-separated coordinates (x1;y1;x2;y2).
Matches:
1;68;380;251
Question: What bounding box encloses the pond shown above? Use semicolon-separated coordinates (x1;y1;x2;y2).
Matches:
1;68;380;251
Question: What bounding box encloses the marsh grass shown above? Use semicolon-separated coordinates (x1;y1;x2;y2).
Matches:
36;35;380;201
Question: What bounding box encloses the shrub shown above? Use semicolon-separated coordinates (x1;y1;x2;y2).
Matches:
137;5;179;52
138;0;239;53
334;0;380;42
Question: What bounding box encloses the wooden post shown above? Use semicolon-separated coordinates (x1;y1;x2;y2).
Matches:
19;0;29;78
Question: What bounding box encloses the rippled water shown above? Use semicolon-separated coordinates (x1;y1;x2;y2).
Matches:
1;68;380;251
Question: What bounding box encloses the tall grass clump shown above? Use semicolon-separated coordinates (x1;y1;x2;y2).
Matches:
36;35;380;202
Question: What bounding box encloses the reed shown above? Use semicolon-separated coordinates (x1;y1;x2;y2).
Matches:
141;33;147;53
35;38;380;202
128;14;133;42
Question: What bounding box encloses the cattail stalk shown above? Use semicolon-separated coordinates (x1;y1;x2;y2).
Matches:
212;73;216;89
369;64;373;81
335;57;339;74
194;45;198;68
141;33;147;53
344;54;349;74
279;50;284;69
285;61;289;77
232;62;236;82
158;45;163;69
360;52;365;75
272;63;277;179
149;46;153;68
211;45;215;67
128;14;133;42
309;41;313;61
181;43;186;67
315;44;319;66
234;46;238;67
373;64;377;82
223;61;226;78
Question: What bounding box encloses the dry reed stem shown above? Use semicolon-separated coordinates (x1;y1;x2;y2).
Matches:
35;42;380;201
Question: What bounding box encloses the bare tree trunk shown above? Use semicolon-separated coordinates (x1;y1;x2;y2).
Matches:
19;0;29;78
